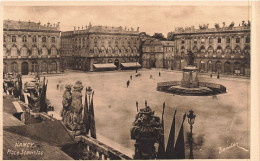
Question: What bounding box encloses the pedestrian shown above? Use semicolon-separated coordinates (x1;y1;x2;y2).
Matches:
217;73;220;79
127;80;130;88
150;75;152;79
210;73;212;78
159;72;161;77
130;75;132;80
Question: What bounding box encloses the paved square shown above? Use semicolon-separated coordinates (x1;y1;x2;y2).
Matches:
23;69;250;159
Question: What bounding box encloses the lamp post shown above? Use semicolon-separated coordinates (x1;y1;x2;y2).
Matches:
187;110;196;159
136;58;138;73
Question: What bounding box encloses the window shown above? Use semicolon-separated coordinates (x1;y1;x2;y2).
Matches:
22;36;27;42
194;40;197;45
32;36;37;42
181;40;185;44
236;38;240;43
246;36;250;43
201;39;205;44
51;37;55;43
42;36;46;43
12;36;16;42
226;37;230;43
4;36;6;42
217;38;221;43
209;38;213;44
108;40;111;47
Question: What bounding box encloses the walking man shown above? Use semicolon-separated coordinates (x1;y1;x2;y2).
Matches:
159;72;161;77
127;80;130;88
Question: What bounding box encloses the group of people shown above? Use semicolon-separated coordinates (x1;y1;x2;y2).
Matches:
210;72;220;79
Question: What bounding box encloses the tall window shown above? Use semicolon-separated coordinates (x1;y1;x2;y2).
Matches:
12;36;16;42
246;36;250;43
51;37;55;43
236;38;240;43
194;39;197;45
181;40;185;44
217;38;221;43
32;36;37;42
4;36;6;42
42;36;46;43
22;36;27;42
209;38;213;44
226;37;230;43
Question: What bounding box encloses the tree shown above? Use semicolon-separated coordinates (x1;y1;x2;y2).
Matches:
151;33;167;40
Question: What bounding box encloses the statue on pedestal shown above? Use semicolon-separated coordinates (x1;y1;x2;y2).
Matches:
63;81;84;131
131;106;163;159
186;50;195;66
61;83;72;121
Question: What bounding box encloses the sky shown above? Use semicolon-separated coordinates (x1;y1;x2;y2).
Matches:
3;2;251;36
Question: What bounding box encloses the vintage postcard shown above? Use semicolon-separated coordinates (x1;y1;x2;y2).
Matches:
1;1;259;160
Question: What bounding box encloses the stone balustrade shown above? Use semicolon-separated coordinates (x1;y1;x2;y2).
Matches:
74;135;132;160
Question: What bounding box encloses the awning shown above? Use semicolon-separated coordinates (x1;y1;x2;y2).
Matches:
93;63;117;69
121;62;141;68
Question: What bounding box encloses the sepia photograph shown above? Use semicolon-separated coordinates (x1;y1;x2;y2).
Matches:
1;1;258;160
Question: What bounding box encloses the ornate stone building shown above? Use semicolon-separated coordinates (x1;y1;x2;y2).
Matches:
170;22;250;76
141;39;174;69
141;39;163;68
61;24;141;71
3;20;61;75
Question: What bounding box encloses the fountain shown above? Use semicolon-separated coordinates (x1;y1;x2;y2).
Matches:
157;51;226;96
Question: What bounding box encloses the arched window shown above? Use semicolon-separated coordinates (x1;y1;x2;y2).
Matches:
42;36;46;43
22;36;27;42
20;46;28;56
11;46;18;56
208;60;213;72
41;61;47;73
51;37;55;43
12;36;16;42
200;60;205;72
200;46;206;53
31;47;38;56
41;47;48;56
215;61;222;73
226;37;230;43
32;36;37;42
32;62;38;73
224;61;231;73
236;37;240;43
217;38;221;43
12;62;18;73
246;36;250;43
216;46;222;55
234;62;241;74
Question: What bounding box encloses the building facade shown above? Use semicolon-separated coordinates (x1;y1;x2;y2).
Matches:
3;20;61;75
171;22;250;76
61;24;141;71
141;39;174;69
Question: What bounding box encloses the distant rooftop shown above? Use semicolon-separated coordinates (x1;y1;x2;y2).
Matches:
3;19;60;31
71;23;139;35
171;21;250;34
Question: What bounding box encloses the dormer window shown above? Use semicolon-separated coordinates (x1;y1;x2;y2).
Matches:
217;38;221;43
32;36;37;42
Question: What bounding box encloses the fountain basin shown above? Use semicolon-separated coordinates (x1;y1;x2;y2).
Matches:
157;81;226;96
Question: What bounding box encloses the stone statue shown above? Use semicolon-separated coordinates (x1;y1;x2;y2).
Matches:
61;83;72;121
71;81;84;127
131;105;162;159
186;50;195;66
63;81;84;131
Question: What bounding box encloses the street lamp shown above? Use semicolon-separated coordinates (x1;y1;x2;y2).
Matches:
187;110;196;159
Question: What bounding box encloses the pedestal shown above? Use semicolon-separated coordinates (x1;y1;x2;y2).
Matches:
181;65;199;88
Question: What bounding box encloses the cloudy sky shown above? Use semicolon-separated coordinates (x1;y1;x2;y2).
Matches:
3;1;251;36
